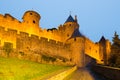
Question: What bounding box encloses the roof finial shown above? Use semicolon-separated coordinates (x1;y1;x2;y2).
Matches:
75;15;77;22
70;11;71;15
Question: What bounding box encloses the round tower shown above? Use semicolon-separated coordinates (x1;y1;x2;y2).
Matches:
22;10;41;27
22;10;41;36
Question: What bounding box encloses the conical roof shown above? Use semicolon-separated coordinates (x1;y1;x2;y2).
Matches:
65;15;75;23
99;36;106;42
71;29;83;38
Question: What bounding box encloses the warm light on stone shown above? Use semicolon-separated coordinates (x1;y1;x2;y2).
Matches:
0;10;111;67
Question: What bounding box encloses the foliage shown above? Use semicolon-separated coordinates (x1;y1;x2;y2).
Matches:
109;32;120;67
3;42;13;57
108;53;117;66
19;51;24;56
0;57;70;80
42;55;56;62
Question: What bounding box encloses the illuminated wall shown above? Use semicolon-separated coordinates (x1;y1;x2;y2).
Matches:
0;10;111;67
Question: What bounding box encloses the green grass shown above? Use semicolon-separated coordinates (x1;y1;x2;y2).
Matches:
0;57;70;80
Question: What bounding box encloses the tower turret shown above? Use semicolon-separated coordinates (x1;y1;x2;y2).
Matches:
75;15;78;23
61;15;80;42
22;10;41;27
22;10;41;35
99;36;111;65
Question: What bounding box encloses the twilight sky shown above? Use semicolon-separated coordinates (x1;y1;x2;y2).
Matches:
0;0;120;42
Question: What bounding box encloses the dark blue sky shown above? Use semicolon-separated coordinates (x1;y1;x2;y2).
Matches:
0;0;120;42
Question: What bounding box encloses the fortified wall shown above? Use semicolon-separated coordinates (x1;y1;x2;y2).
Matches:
0;26;73;64
0;10;111;67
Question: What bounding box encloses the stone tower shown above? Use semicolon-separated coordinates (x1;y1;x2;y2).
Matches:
61;15;80;42
22;10;40;26
99;36;111;65
22;10;41;35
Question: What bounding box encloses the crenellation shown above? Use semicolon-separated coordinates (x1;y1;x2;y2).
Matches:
40;37;49;42
0;10;111;67
7;28;17;35
4;14;19;23
31;34;39;39
57;41;64;46
4;14;15;20
49;39;57;44
19;31;29;38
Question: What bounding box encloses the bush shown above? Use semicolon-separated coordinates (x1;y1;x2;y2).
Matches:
19;51;24;56
3;42;13;57
41;55;56;62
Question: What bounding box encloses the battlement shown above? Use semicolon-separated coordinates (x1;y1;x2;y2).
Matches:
0;10;111;67
7;28;17;34
0;25;66;46
4;14;16;20
0;13;21;23
0;11;81;43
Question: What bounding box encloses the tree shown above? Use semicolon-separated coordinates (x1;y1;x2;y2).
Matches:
109;32;120;67
112;31;120;45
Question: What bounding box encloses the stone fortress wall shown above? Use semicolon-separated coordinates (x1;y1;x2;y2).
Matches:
0;10;111;67
0;26;73;64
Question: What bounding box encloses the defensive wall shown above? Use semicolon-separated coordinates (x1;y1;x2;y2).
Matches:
0;13;78;42
0;10;111;67
16;32;72;60
85;37;100;62
0;25;87;67
0;25;108;67
0;25;77;66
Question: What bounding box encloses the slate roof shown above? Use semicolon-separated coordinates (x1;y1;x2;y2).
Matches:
70;29;83;38
65;15;75;23
99;36;106;42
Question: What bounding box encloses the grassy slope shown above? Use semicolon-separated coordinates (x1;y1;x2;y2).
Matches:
0;57;70;80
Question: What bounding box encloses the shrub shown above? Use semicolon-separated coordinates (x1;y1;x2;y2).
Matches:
3;42;13;57
41;55;56;62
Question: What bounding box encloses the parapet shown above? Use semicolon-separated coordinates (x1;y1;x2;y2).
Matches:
7;28;17;34
40;37;48;42
31;34;39;39
49;39;57;44
19;32;29;38
4;14;15;20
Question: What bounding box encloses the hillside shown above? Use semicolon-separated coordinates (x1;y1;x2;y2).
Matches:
0;57;70;80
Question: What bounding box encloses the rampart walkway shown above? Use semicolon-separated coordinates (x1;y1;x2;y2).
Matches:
45;67;109;80
64;68;108;80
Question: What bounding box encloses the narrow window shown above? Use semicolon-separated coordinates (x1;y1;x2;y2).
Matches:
74;38;76;41
67;34;69;37
96;50;97;53
70;58;72;61
30;13;32;15
89;47;91;50
33;20;35;23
